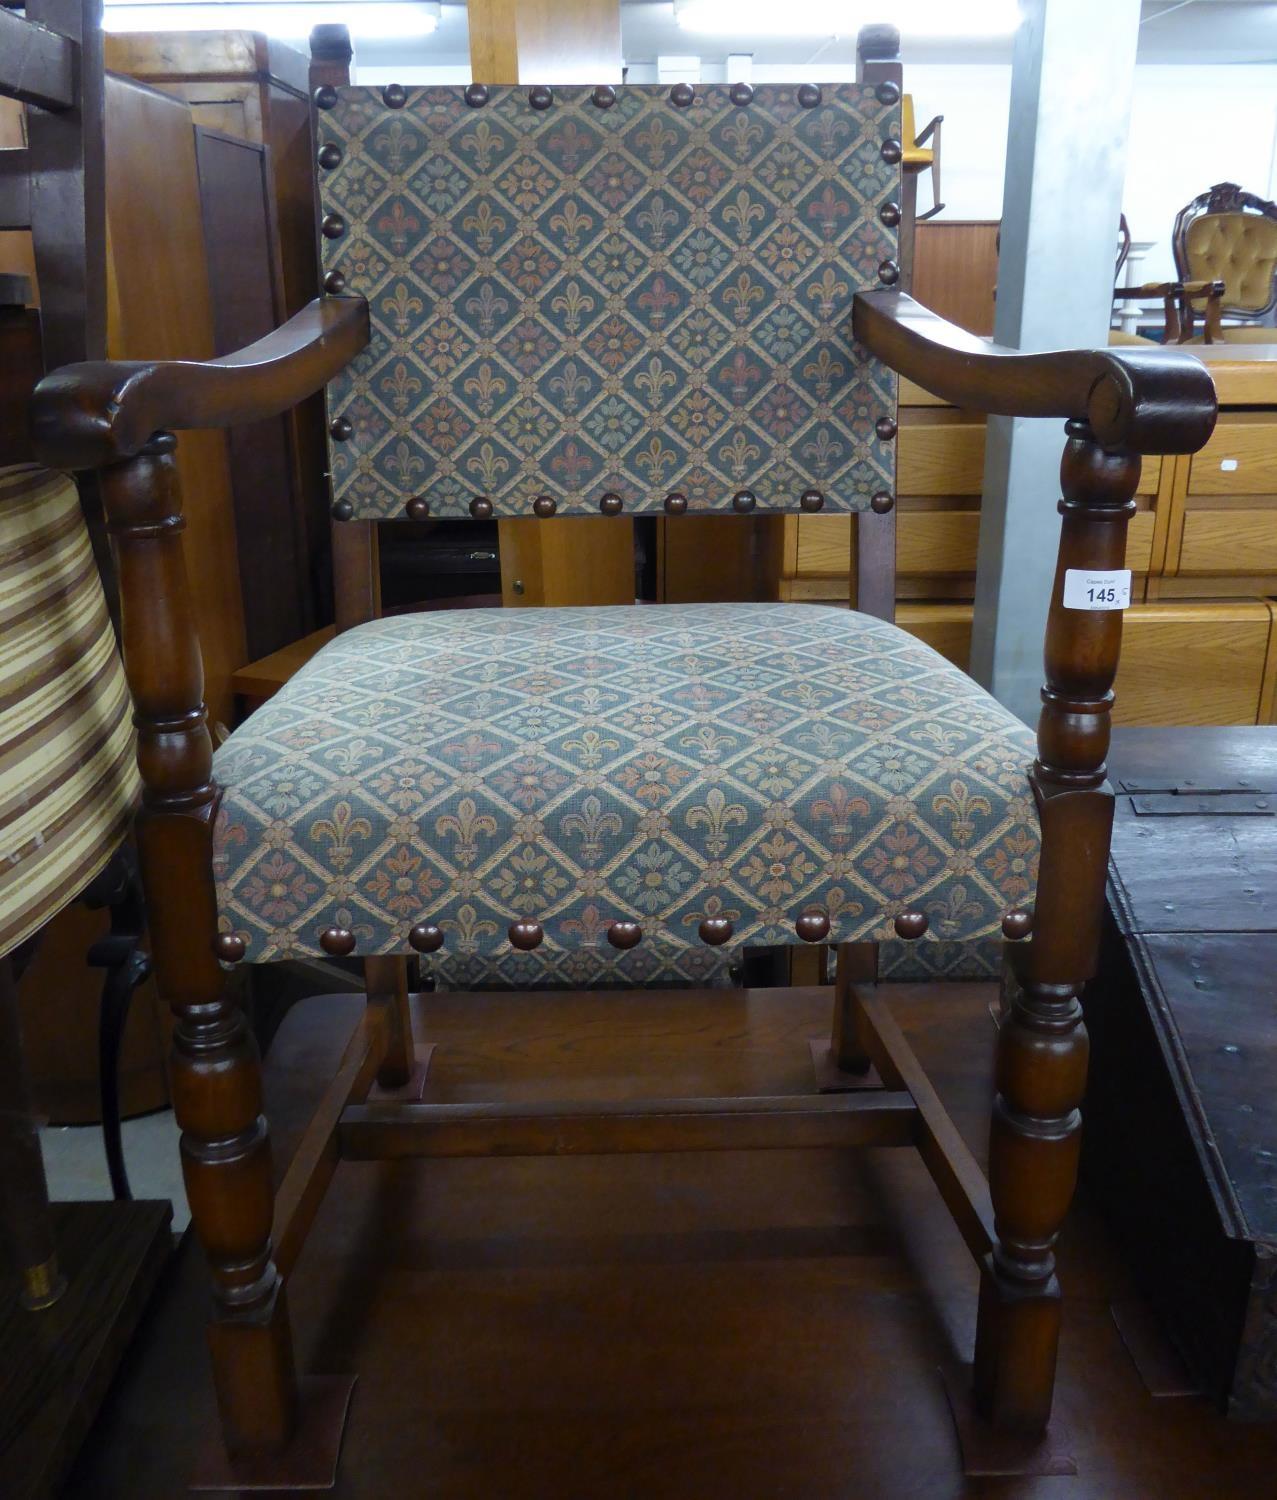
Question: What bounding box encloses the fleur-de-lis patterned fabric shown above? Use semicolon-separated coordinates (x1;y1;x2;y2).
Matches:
211;604;1040;963
318;84;899;518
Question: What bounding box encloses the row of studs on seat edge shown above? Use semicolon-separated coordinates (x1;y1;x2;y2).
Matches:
212;907;1034;962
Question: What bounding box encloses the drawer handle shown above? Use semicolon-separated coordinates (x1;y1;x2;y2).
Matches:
467;550;498;563
1220;458;1238;471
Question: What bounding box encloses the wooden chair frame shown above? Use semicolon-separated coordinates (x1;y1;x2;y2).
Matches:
28;31;1219;1492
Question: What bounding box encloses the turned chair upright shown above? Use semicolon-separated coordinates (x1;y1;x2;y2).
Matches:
29;20;1218;1490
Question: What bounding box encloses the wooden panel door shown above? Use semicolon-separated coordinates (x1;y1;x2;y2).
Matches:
193;125;313;659
104;73;246;731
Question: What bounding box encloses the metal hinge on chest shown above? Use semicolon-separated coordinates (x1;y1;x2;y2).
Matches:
1118;779;1275;817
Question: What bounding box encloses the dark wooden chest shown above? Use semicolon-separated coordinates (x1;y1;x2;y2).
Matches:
1083;726;1277;1419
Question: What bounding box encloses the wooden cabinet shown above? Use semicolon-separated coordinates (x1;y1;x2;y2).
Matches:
772;349;1277;727
899;600;1277;727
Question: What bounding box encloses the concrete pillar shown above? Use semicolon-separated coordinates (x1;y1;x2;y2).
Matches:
970;0;1142;722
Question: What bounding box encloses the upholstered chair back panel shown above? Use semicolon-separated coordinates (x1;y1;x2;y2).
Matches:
318;83;901;520
1185;211;1277;314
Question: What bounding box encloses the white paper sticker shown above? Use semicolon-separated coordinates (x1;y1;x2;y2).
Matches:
1063;568;1131;611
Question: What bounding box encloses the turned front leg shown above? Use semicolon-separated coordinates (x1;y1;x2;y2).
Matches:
102;438;297;1456
973;422;1135;1435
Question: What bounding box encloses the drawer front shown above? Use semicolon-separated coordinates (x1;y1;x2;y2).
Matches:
899;422;986;496
1188;420;1277;496
1178;506;1277;575
896;603;1275;726
794;507;1156;580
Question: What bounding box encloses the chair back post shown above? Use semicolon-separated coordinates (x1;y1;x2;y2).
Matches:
97;431;300;1454
853;24;902;622
20;0;107;371
973;418;1138;1431
310;24;380;633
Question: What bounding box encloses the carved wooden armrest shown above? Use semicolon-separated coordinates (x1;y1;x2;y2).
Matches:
854;290;1217;454
30;295;369;469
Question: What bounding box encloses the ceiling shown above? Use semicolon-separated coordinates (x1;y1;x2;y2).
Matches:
345;0;1277;73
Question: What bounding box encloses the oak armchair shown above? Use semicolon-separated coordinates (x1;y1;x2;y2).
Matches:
30;25;1217;1490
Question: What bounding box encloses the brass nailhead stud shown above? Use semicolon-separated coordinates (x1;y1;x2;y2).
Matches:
670;82;694;107
528;85;553;110
664;491;688;515
732;489;756;513
870;491;894;514
795;910;830;943
323;269;347;294
470;496;493;519
592;84;616;109
876;81;901;106
800;488;824;512
318;142;342;169
878;259;900;285
1002;908;1034;941
405;496;430;521
875;416;898;441
599;491;623;515
320;925;356;956
140;430;177;455
382;83;407;108
213;932;246;963
509;920;544;951
464;82;489;108
321;212;346;240
314;85;338;110
797;83;822;109
329;415;352;441
729;82;753;107
880;137;903;165
409;922;444;953
879;201;902;228
331;499;354;521
533;494;557;517
699;917;734;946
607;920;643;950
893;910;928;940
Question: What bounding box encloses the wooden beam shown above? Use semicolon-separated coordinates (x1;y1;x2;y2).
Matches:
0;9;75;112
338;1090;918;1160
856;990;996;1262
273;1002;388;1279
0;155;31;231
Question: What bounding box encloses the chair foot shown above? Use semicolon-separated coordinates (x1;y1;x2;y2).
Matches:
368;1042;435;1103
190;1374;357;1492
939;1364;1076;1478
808;1038;881;1093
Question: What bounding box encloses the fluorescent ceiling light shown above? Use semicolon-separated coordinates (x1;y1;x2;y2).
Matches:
674;0;1021;37
101;0;441;41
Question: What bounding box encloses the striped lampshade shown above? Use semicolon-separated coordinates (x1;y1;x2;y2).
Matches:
0;465;139;958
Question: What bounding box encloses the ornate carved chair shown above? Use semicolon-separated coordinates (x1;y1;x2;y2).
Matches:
1172;181;1277;343
29;22;1218;1489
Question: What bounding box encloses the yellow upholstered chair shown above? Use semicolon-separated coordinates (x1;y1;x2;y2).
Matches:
902;93;943;221
1173;181;1277;343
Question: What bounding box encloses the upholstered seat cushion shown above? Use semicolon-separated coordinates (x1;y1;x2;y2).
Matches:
212;604;1039;962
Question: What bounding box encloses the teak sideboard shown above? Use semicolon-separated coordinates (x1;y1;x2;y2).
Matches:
774;349;1277;727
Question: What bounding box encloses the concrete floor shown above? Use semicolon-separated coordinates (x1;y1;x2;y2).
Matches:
39;1110;190;1230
